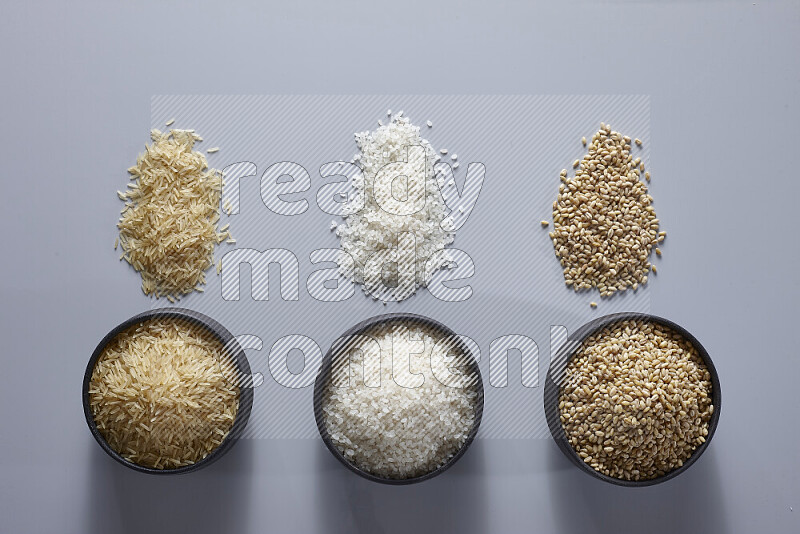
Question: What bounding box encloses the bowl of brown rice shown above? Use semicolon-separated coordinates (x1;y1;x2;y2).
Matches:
544;312;721;486
83;308;253;474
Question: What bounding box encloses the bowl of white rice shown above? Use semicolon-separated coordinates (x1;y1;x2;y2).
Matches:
83;308;254;474
314;313;484;484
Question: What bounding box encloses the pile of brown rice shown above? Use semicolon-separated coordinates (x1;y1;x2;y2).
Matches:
89;317;239;469
117;129;231;300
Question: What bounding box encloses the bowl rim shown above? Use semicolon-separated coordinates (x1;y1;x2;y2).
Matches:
313;312;485;485
543;312;722;487
82;307;254;475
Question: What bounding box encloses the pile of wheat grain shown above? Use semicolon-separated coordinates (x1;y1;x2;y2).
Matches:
549;125;664;297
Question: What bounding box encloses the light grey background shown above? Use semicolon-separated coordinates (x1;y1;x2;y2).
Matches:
1;1;798;533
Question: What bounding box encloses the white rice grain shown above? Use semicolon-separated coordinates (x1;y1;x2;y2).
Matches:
333;115;456;300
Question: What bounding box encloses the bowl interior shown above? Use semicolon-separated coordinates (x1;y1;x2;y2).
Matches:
82;307;254;475
544;312;721;487
313;312;485;485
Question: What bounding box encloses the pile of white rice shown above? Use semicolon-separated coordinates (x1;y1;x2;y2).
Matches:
321;320;480;479
89;318;239;469
334;114;455;301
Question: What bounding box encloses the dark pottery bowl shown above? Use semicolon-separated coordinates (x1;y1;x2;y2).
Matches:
83;308;254;474
544;312;721;487
313;313;484;484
